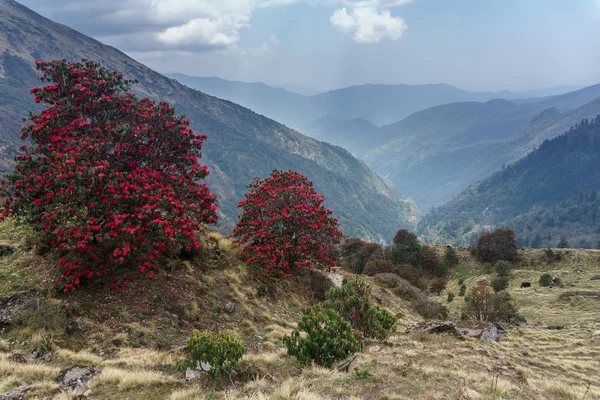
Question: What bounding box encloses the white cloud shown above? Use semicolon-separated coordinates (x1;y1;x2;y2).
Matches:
330;6;407;43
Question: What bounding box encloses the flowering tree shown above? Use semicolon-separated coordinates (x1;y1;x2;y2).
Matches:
477;229;517;263
233;170;343;277
1;60;218;292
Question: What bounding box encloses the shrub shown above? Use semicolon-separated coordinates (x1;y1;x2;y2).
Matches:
177;330;245;378
283;305;363;368
362;259;396;276
323;278;396;340
340;239;383;274
494;260;513;277
392;230;421;266
412;299;449;320
544;248;562;262
234;170;343;277
458;278;465;286
419;245;443;276
539;273;553;287
395;263;423;286
442;246;459;268
458;284;467;297
447;291;455;303
429;278;447;295
477;229;518;263
0;60;218;292
491;276;510;292
462;286;520;323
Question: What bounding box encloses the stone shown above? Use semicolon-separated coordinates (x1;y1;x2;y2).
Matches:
0;245;15;257
592;331;600;337
339;354;362;373
590;275;600;280
185;368;201;380
406;320;459;336
367;345;381;353
476;280;489;286
480;325;499;343
576;269;585;274
0;385;29;400
458;387;481;399
224;301;236;313
521;348;531;356
327;272;344;288
7;353;27;364
58;367;96;393
199;361;211;372
0;291;43;327
458;328;483;338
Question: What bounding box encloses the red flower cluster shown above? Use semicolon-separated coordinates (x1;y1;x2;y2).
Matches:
1;60;218;291
233;170;343;277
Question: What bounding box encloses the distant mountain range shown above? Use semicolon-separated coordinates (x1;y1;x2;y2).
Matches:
0;0;419;242
168;73;546;127
419;117;600;248
307;84;600;211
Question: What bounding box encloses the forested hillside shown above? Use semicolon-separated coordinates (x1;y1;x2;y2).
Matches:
419;117;600;247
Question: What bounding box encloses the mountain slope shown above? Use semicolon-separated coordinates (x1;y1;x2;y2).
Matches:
0;0;418;241
419;117;600;248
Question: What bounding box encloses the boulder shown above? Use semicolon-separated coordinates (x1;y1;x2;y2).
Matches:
327;272;344;288
458;387;481;399
0;291;43;327
406;320;459;336
58;367;96;393
590;275;600;280
224;301;236;314
458;328;483;338
592;331;600;337
0;385;29;400
185;368;201;380
480;325;499;343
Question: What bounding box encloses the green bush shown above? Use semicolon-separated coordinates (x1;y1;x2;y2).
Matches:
458;278;465;286
283;305;363;368
491;276;510;292
447;291;455;302
442;246;459;268
539;273;553;287
458;284;467;297
177;330;245;378
362;259;397;276
429;278;447;295
323;278;396;340
494;260;513;277
412;298;449;320
462;286;520;323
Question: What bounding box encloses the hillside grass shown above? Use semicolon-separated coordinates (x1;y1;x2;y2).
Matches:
0;226;598;399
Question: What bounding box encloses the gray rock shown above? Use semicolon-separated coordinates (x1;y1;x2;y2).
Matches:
458;328;483;338
224;301;236;313
457;387;481;399
591;275;600;280
481;325;499;343
521;348;532;356
338;354;362;373
185;368;201;380
327;272;344;288
0;385;29;400
58;367;96;393
592;331;600;337
406;320;459;336
0;291;43;327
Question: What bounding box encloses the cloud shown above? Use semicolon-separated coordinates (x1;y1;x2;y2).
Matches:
330;6;407;43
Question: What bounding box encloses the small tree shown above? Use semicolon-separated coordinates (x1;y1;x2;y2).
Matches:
362;259;396;276
1;60;218;292
392;229;421;265
477;229;518;263
494;260;513;277
234;170;343;277
177;331;244;378
418;245;442;276
491;276;509;292
441;246;459;268
539;273;553;287
462;286;519;323
429;278;447;295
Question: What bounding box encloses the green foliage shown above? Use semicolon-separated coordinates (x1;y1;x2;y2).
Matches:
539;273;553;287
323;278;396;340
458;278;465;286
412;298;449;320
458;284;467;297
447;291;455;303
544;248;563;262
429;278;447;295
491;276;510;292
462;286;520;323
362;259;396;276
477;229;518;263
392;230;421;266
442;246;459;269
177;330;245;378
341;238;383;274
283;305;363;368
494;260;513;277
354;363;372;379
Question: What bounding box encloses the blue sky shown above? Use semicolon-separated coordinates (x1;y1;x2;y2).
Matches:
19;0;600;92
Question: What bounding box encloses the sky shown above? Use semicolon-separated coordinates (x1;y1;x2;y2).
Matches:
18;0;600;92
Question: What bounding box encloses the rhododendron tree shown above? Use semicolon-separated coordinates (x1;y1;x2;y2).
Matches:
0;60;218;291
476;229;517;263
233;170;343;277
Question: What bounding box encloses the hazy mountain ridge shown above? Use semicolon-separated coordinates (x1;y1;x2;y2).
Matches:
0;0;419;241
419;117;600;247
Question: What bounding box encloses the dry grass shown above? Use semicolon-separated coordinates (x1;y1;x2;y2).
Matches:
91;367;179;390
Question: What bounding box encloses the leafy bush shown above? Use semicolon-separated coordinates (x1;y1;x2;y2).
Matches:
442;246;459;268
477;229;518;263
323;278;396;340
392;230;421;266
447;291;455;303
0;60;218;292
340;239;383;274
491;276;510;292
458;278;465;286
458;284;467;297
429;278;447;295
412;299;449;320
419;245;444;276
462;286;520;323
177;330;245;378
362;259;396;276
234;170;343;277
283;305;363;368
544;248;563;262
494;260;513;277
539;273;553;287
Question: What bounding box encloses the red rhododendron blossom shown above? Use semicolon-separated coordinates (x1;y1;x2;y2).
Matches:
233;170;343;277
0;60;218;291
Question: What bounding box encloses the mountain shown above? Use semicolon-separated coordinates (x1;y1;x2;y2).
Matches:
0;0;419;242
310;84;600;212
167;73;533;128
275;82;322;96
419;117;600;248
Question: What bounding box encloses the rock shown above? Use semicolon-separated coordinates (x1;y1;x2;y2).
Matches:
592;331;600;337
339;354;362;373
0;385;29;400
591;275;600;280
327;272;344;288
310;270;336;300
458;387;481;399
224;301;236;314
367;345;381;353
481;325;499;343
476;280;489;286
0;245;15;257
0;291;43;327
185;368;201;380
521;348;531;356
30;350;40;359
458;328;483;338
576;269;585;274
7;353;27;364
406;320;459;336
199;361;211;372
58;367;96;393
